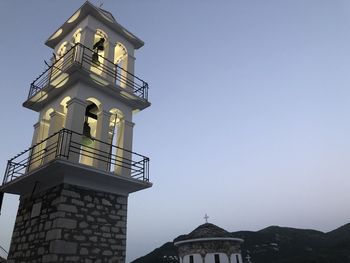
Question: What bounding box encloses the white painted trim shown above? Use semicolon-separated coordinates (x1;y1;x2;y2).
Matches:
174;237;244;246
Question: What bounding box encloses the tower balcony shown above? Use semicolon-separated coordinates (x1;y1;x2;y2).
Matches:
23;43;149;111
1;128;150;195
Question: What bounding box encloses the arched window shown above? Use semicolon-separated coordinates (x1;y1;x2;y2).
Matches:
90;29;108;75
51;41;68;80
80;101;99;166
114;42;128;88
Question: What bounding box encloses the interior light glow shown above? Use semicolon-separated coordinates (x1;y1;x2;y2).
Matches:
67;9;80;23
49;29;63;41
30;91;48;103
51;73;69;88
90;73;109;86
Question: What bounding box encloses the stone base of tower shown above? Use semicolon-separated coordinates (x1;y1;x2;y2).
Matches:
7;183;128;263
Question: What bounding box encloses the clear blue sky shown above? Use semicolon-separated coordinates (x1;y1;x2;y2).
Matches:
1;0;350;261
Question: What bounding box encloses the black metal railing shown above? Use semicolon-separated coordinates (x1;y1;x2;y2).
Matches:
2;129;149;185
28;43;149;102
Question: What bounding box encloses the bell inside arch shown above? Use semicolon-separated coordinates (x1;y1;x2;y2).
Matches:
91;37;105;65
82;103;98;146
92;52;100;65
82;120;93;146
93;37;105;51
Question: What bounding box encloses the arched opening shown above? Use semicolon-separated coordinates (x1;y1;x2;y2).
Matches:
108;108;124;174
114;42;128;88
51;41;68;83
29;108;54;171
80;101;99;166
90;29;108;75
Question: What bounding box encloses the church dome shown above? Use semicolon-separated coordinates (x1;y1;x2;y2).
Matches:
174;223;237;243
174;223;244;263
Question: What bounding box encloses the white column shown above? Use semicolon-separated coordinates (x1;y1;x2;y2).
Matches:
44;111;65;163
48;111;65;136
126;54;135;75
92;110;112;170
64;98;87;163
116;120;134;177
124;54;135;92
65;98;87;133
103;41;115;83
27;122;42;172
78;27;95;69
30;122;41;147
80;26;95;50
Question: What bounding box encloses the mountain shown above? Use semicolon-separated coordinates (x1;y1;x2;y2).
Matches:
131;223;350;263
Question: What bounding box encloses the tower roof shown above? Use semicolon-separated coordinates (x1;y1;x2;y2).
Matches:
174;223;238;243
45;1;144;49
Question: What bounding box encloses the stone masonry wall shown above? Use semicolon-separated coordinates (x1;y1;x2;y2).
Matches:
7;183;128;263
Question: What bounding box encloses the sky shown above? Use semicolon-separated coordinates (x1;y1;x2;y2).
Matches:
1;0;350;261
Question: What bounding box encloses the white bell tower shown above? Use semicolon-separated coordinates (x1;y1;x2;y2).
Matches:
1;2;151;262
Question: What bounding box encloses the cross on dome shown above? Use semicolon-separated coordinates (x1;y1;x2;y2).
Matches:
204;214;209;223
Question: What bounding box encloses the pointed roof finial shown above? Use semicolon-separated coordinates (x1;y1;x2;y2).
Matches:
204;214;209;223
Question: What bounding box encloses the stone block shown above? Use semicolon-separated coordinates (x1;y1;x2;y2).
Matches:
102;250;113;256
116;197;127;205
61;189;80;198
49;240;77;254
71;199;84;206
37;247;45;255
102;198;112;206
80;247;89;255
84;195;92;202
57;204;78;213
46;229;62;241
31;202;42;218
66;256;80;261
117;210;127;216
79;221;88;228
73;235;86;241
51;196;67;206
53;218;77;229
42;254;58;263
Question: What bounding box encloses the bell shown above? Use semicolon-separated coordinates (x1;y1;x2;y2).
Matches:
92;52;100;65
82;121;94;146
93;37;105;51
